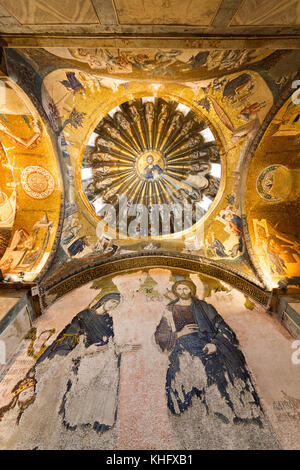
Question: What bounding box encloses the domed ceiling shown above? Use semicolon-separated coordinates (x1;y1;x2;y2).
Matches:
0;45;299;300
243;94;300;290
0;80;62;282
81;97;221;236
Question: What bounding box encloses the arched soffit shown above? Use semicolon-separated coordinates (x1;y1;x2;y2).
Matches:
39;66;278;288
39;253;270;310
0;79;63;282
242;92;300;290
40;48;280;82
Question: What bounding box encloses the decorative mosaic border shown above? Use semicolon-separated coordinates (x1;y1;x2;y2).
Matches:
39;253;271;310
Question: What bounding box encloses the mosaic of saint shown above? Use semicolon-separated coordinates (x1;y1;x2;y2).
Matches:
0;270;280;450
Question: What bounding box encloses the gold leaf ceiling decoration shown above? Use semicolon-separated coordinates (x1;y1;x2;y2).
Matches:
81;97;221;236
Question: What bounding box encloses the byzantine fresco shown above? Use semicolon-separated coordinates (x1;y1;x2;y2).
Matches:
35;64;278;287
21;47;278;81
2;47;299;288
0;79;62;281
39;48;272;80
244;96;300;289
2;268;300;449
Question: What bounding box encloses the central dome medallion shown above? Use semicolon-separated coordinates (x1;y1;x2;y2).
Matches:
81;97;221;237
135;150;165;181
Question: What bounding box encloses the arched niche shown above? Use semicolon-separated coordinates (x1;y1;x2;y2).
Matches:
0;79;63;282
242;94;300;290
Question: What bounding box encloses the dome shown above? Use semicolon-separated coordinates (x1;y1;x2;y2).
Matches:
81;97;221;237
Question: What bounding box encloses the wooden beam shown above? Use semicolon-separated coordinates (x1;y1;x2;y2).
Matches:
91;0;118;25
1;34;300;49
211;0;244;27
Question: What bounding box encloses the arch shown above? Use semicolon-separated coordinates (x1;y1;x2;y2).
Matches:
241;81;300;290
0;78;63;282
39;253;270;310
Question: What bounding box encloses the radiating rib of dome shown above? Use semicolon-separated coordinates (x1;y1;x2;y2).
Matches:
82;97;221;234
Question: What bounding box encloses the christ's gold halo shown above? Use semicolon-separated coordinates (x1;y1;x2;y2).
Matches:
135;150;165;180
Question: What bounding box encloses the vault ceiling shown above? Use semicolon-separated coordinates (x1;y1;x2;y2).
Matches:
0;1;299;296
0;80;62;281
243;94;300;290
0;0;299;38
0;45;298;294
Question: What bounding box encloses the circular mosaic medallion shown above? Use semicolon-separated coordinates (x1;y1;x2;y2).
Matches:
135;150;165;180
21;166;55;199
256;165;290;202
